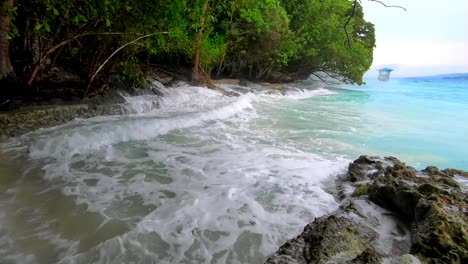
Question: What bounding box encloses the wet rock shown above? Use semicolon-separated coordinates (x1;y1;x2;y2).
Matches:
0;88;158;138
347;155;385;182
441;168;468;178
266;215;378;264
239;80;264;90
266;156;467;264
147;68;175;85
348;248;382;264
349;156;468;263
385;254;422;264
213;79;241;86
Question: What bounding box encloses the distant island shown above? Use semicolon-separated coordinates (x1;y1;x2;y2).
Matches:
404;73;468;81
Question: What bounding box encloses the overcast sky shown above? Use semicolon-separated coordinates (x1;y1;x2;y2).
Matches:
361;0;468;77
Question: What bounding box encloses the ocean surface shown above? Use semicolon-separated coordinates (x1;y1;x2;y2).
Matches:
0;75;467;263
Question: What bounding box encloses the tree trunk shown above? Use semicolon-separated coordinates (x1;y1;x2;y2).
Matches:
192;1;209;85
0;0;14;79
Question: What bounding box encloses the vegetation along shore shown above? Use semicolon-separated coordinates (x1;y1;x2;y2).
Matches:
0;0;374;105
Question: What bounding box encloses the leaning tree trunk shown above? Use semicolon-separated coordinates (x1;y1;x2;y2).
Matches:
0;0;14;79
192;1;209;85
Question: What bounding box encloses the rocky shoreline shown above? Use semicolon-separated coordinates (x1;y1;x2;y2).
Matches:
0;79;168;139
266;156;468;264
0;77;288;139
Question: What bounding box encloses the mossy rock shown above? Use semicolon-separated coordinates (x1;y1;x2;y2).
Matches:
412;198;468;263
351;184;369;198
268;156;467;264
347;155;383;182
441;168;468;178
265;215;380;264
347;156;467;263
347;248;382;264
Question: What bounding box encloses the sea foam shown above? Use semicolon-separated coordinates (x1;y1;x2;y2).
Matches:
0;82;346;263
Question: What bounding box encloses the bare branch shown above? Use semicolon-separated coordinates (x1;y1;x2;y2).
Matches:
311;73;332;84
85;32;168;96
322;71;347;83
26;32;136;86
366;0;406;11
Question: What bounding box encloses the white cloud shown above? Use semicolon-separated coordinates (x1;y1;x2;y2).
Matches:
361;0;468;76
373;40;468;67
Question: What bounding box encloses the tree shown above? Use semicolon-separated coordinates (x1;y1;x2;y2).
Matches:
0;0;14;79
0;0;382;96
280;0;375;84
215;0;295;80
192;0;209;84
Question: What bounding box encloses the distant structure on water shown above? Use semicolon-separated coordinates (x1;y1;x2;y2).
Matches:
378;68;394;81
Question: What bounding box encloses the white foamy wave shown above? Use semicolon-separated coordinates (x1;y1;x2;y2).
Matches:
283;87;336;100
24;87;257;160
157;85;234;114
0;80;351;263
122;94;160;114
42;136;347;264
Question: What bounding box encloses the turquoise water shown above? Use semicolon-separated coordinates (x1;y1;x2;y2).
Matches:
316;77;468;170
0;76;467;263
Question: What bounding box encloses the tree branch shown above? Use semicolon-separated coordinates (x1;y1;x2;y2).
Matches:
311;72;331;84
84;32;168;97
343;0;406;52
366;0;406;11
344;0;358;49
26;32;143;86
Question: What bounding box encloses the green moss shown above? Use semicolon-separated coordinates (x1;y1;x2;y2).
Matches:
352;184;369;197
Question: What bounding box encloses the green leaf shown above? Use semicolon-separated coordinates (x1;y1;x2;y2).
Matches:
53;8;59;16
106;18;111;27
34;23;42;31
11;24;18;35
44;22;51;32
78;15;88;22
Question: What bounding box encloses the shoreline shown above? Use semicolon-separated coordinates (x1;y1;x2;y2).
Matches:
0;75;292;139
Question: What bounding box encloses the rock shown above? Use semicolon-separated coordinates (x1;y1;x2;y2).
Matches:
266;215;378;264
0;87;158;137
259;83;287;92
349;248;382;263
385;254;422;264
158;76;174;85
239;80;264;89
147;68;175;85
266;156;467;264
212;79;241;86
441;168;468;178
206;84;240;97
347;155;385;182
351;184;369;197
347;156;468;263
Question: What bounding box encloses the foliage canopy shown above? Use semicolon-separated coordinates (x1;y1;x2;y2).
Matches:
1;0;375;91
